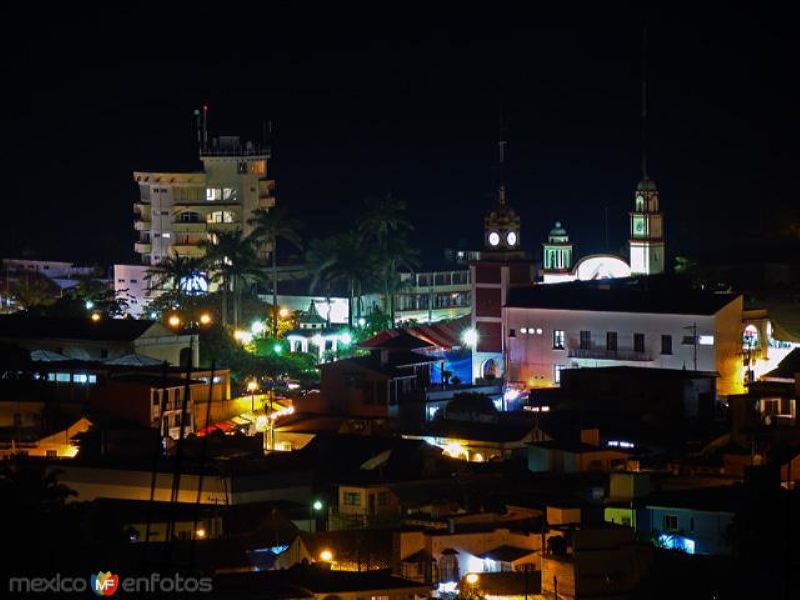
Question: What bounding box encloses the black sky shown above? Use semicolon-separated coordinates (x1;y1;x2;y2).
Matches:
3;4;797;268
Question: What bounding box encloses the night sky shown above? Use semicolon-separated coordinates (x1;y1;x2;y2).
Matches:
4;5;797;268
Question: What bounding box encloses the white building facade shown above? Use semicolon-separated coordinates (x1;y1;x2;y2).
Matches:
503;284;745;395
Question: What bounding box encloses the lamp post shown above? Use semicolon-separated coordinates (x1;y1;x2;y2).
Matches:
309;499;324;532
247;380;259;412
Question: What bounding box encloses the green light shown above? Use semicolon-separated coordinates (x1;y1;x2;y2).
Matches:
273;344;283;354
312;500;323;511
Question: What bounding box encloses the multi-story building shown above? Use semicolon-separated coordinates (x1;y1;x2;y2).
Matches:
395;269;472;323
133;134;276;266
503;279;745;395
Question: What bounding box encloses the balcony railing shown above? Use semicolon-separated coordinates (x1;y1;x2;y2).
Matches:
568;347;653;361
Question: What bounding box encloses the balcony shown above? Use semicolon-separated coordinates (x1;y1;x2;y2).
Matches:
134;220;150;231
170;244;204;257
172;222;208;233
568;347;653;362
134;242;152;254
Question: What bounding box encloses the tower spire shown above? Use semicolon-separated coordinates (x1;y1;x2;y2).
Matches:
498;112;508;206
641;27;648;181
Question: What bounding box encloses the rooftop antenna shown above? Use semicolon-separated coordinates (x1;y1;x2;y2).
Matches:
203;104;209;151
641;27;648;181
498;112;508;206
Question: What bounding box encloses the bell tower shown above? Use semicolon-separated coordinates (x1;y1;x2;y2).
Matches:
469;130;534;383
629;177;665;274
628;29;665;276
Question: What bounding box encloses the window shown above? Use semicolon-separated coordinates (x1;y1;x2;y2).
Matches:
222;188;236;201
46;450;57;458
554;365;565;384
661;335;673;355
682;335;696;345
579;330;591;350
553;330;565;349
237;161;248;174
607;331;618;351
621;515;631;527
698;335;714;346
377;491;389;506
206;188;221;201
634;333;645;353
178;211;202;223
344;492;361;506
663;514;679;530
100;349;109;359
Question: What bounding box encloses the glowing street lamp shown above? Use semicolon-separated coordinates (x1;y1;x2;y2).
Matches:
251;321;266;335
319;549;333;562
247;379;259;412
278;307;290;318
312;499;324;511
168;314;181;328
85;300;94;310
273;343;283;354
462;328;479;349
195;527;206;539
339;331;352;346
466;573;479;585
90;312;102;323
199;312;212;326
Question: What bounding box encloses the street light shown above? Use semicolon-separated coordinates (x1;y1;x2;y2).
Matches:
319;549;333;562
199;312;212;326
465;573;479;585
247;380;259;412
309;499;324;532
279;307;290;318
462;328;479;349
90;312;102;323
168;314;181;328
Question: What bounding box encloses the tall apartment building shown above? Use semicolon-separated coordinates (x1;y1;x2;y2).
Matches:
133;135;276;266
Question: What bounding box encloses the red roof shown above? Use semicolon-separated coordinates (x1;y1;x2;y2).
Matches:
360;316;469;351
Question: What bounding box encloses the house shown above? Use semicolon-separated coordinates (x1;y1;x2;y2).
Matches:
0;315;198;366
541;506;649;599
639;486;745;556
330;482;402;529
316;334;442;418
502;277;744;394
395;522;542;586
214;563;430;600
528;429;633;474
405;419;539;462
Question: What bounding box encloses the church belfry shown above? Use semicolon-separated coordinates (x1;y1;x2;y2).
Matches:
628;29;665;275
628;177;665;275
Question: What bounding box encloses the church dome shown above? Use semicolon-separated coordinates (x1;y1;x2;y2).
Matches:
636;176;658;192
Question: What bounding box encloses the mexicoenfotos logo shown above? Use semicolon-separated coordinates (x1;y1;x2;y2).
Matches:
9;571;213;594
91;572;119;596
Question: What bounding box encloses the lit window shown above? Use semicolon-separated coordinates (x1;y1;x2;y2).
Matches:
698;335;714;346
206;188;221;201
554;365;565;384
162;232;171;238
663;515;679;530
520;328;528;334
553;330;565;349
344;492;361;506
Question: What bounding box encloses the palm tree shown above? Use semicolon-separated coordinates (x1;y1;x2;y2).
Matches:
308;232;377;328
10;272;58;311
357;194;416;322
200;230;261;328
248;206;303;336
146;252;205;309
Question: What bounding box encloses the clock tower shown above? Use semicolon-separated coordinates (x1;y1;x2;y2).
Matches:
628;176;665;275
469;151;534;384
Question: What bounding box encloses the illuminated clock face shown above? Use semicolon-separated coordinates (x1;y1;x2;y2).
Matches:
488;232;500;246
506;231;517;246
633;216;646;235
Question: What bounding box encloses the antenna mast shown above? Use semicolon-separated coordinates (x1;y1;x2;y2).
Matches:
641;28;648;180
498;112;508;206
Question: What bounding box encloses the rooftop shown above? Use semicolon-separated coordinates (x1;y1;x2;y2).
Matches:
0;316;168;342
506;276;739;315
